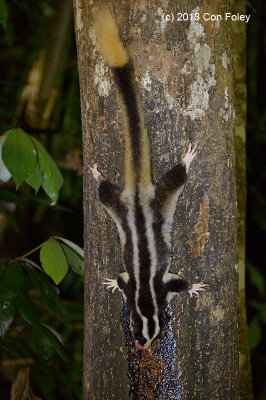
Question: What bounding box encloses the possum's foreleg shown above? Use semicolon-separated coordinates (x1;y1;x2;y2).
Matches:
155;144;197;244
90;163;123;217
90;163;105;183
156;144;197;204
182;144;197;173
91;164;129;293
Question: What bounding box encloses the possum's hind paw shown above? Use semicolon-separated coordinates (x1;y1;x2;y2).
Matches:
182;144;197;173
102;278;121;293
188;282;206;298
90;163;105;182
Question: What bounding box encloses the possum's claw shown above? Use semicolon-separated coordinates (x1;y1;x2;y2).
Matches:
182;144;197;173
102;278;121;293
90;163;105;182
188;282;206;297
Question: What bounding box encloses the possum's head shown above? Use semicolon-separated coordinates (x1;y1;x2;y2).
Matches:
130;307;170;350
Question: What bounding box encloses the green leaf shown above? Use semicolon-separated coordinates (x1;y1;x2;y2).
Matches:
42;323;63;345
61;244;84;275
56;237;84;258
26;267;68;324
25;163;42;193
0;0;8;28
0;300;15;337
0;134;11;181
2;129;37;187
42;324;67;362
248;316;262;349
0;262;24;336
40;238;68;284
32;138;63;204
0;262;24;304
32;325;54;359
247;262;265;295
15;290;39;326
20;257;43;272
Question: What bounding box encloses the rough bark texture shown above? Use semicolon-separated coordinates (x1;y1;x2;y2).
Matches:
73;1;239;399
231;0;253;398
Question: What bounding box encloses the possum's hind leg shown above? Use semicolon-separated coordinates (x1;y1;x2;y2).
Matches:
102;278;120;293
102;272;129;293
164;273;206;301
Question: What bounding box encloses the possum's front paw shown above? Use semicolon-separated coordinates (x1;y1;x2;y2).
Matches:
90;163;105;182
188;282;206;297
182;144;197;173
102;278;121;293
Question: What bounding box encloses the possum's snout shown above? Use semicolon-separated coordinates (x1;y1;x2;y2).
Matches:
135;340;144;350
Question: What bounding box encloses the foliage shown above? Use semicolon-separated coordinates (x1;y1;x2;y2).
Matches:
246;2;266;397
1;128;63;202
0;144;83;399
0;0;8;29
247;263;265;350
0;0;83;398
0;123;83;397
0;257;83;399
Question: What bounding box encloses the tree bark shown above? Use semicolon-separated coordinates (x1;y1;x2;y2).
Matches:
73;1;239;399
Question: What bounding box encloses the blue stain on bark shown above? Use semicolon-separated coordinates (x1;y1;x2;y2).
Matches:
120;302;183;399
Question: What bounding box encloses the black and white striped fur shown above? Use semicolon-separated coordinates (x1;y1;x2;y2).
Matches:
91;6;206;351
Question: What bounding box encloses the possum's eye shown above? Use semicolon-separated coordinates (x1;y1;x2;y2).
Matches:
132;323;142;338
164;309;171;322
132;329;148;350
134;334;146;347
131;319;145;343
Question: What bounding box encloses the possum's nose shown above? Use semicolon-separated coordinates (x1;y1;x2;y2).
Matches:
135;340;144;350
135;340;151;350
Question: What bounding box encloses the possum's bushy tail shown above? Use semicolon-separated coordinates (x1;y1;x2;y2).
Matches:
93;5;152;188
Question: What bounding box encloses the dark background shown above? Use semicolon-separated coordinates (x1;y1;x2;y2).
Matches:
0;0;265;398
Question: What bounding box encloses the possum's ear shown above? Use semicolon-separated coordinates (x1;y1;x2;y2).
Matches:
159;309;170;332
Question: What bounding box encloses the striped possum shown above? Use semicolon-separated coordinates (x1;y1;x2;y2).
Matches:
91;6;206;351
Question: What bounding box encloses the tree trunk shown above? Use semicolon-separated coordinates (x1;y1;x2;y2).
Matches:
73;1;239;399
